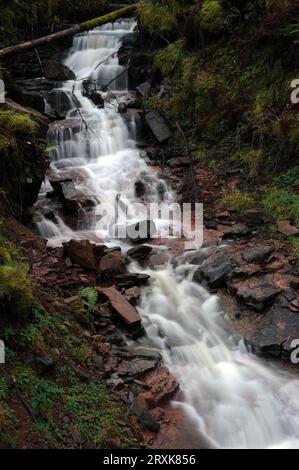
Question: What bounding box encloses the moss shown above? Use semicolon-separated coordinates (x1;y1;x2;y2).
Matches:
199;0;225;34
220;190;255;213
0;135;11;153
0;264;33;315
138;0;178;37
0;233;33;316
0;111;38;139
81;4;136;31
154;39;185;77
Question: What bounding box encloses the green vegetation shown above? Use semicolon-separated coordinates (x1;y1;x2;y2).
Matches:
199;0;226;34
79;287;98;314
1;300;136;448
262;188;299;224
138;0;178;37
0;111;38;139
220;190;255;213
139;0;299;239
139;0;299;158
0;235;33;317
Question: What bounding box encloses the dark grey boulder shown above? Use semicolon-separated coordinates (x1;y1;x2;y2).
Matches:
44;60;76;81
145;111;172;144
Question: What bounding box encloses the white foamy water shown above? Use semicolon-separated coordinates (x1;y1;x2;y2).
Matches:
35;18;299;449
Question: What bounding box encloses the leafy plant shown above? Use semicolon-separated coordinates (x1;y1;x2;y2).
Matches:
79;287;98;314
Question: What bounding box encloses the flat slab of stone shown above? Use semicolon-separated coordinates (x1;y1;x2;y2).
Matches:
277;220;299;237
100;287;141;326
145;111;172;144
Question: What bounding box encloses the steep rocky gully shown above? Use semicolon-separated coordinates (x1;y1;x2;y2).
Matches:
1;14;299;449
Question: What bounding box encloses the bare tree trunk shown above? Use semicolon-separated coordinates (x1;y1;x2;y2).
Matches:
0;5;137;58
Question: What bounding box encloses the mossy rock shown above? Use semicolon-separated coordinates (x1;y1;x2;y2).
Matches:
0;111;38;139
0;234;33;317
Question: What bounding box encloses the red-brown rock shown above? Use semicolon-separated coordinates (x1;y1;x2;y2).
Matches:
63;239;96;269
100;287;141;326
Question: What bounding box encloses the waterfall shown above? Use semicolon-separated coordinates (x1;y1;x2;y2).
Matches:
35;18;299;449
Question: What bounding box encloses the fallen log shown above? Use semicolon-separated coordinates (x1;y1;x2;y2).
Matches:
0;5;137;58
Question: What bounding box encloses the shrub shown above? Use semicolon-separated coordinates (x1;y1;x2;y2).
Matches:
262;188;299;224
220;190;255;212
234;148;263;176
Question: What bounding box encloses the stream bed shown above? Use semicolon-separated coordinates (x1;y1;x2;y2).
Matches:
33;18;299;449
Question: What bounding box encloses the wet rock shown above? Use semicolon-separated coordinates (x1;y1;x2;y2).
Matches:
127;219;157;243
148;252;171;268
118;102;127;113
241;246;273;264
63;239;96;269
118;93;141;109
145;111;172;144
106;377;124;388
193;255;237;289
114;273;151;288
167;157;190;168
222;224;252;239
230;278;281;311
144;367;179;407
6;83;45;113
44;60;76;81
241;208;270;225
136;81;151;97
93;244;108;262
127;245;153;260
104;247;122;255
130;395;160;432
82;79;104;107
135;180;146;198
100;287;141;326
130;347;161;361
125;286;141;303
277;220;299;237
129;358;157;376
52;179;97;214
98;251;127;275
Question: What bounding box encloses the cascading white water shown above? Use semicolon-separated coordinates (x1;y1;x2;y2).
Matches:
137;261;299;449
36;19;172;245
36;18;299;449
